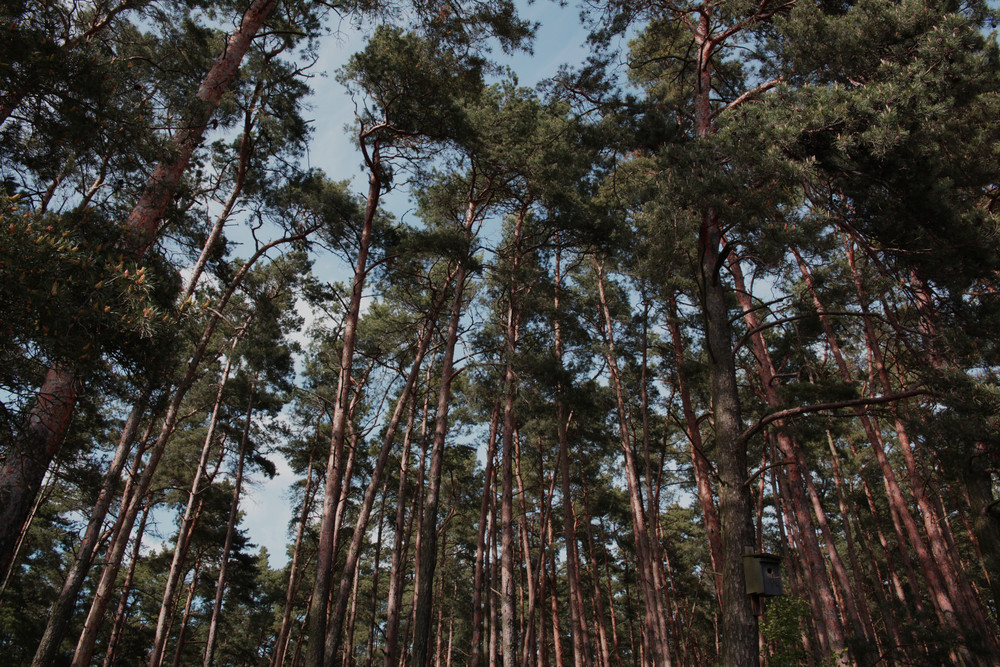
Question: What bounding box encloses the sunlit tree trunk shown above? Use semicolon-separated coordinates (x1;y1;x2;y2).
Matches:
150;345;240;667
411;187;482;665
725;253;848;659
500;207;528;667
325;282;449;659
73;228;318;667
665;294;723;605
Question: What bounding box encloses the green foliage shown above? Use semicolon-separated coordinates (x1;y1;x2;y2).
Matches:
340;26;486;146
0;198;179;421
760;596;811;667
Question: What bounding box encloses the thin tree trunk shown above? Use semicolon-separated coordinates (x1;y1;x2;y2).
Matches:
489;480;499;667
272;445;319;667
580;490;611;667
345;552;362;666
31;383;152;667
515;434;546;666
203;378;256;667
149;347;240;667
102;492;153;667
306;146;383;667
73;228;318;667
845;240;966;637
472;403;502;667
637;291;672;660
170;557;202;667
366;490;388;667
411;268;467;666
593;257;670;667
548;546;566;667
383;381;423;667
725;252;849;659
324;282;448;659
665;294;723;604
553;243;592;667
411;191;481;667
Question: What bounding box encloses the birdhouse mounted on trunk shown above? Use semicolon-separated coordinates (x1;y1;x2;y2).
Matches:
743;552;783;597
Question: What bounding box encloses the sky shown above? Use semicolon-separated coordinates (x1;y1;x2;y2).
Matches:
239;0;598;568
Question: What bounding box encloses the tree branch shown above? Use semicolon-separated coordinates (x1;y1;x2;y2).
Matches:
740;388;930;444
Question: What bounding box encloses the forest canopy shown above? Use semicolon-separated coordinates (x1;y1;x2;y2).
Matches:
1;0;1000;665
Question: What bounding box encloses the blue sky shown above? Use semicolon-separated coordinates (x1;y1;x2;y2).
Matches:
240;0;598;568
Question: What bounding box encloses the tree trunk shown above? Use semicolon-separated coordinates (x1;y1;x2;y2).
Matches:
149;348;239;667
102;492;153;667
324;282;447;660
844;240;967;638
383;380;424;667
665;294;723;605
0;0;279;575
725;252;849;659
500;207;528;667
366;490;388;667
696;210;756;667
0;362;79;576
553;244;592;667
272;445;319;667
31;383;152;667
203;378;256;667
411;191;480;666
593;257;670;667
472;403;502;667
411;265;468;666
170;557;203;667
306;149;382;667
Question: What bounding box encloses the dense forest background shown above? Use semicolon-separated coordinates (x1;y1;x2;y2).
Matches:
2;0;1000;665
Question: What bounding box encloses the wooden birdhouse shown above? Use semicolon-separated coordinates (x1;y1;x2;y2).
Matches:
742;552;783;597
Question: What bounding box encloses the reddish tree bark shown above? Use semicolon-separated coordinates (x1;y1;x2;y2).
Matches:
726;253;850;660
272;445;319;667
593;258;671;667
471;403;502;667
665;294;723;605
324;281;450;659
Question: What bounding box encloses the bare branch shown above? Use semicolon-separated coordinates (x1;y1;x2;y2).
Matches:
740;388;930;444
